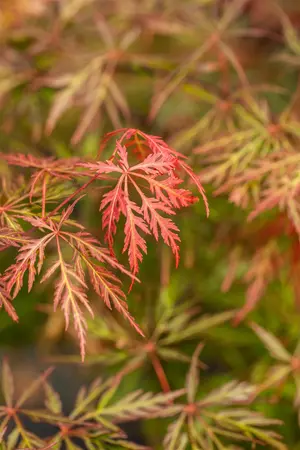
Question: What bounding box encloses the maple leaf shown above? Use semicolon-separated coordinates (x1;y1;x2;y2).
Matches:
82;130;205;276
1;199;142;360
97;128;209;213
162;345;286;450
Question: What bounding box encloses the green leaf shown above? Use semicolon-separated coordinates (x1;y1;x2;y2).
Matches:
98;389;184;422
44;382;62;415
161;310;235;345
250;323;291;362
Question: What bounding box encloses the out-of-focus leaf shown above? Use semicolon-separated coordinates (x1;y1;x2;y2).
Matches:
250;323;291;362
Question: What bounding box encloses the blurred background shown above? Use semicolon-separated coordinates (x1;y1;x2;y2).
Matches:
2;0;300;448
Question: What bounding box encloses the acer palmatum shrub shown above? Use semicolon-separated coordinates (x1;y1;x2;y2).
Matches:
1;0;300;448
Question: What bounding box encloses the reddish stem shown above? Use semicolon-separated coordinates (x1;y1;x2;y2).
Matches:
42;175;47;219
150;351;171;395
218;47;230;98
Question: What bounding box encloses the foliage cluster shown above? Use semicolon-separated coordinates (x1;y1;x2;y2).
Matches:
1;0;300;448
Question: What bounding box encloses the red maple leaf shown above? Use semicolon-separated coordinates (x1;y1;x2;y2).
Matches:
2;199;142;360
82;131;204;276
